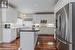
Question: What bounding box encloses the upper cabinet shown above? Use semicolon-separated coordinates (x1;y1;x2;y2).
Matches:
6;7;18;23
2;6;18;23
33;14;55;24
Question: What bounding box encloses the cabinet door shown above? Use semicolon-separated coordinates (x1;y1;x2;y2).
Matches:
20;32;34;50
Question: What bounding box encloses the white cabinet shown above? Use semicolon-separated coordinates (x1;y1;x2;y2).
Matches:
1;6;18;43
20;28;39;50
20;32;34;50
2;28;17;43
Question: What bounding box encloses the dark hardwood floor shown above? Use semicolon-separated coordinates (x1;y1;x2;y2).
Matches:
0;34;57;50
0;38;20;50
35;34;57;50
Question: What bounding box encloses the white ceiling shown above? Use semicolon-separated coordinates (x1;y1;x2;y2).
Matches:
9;0;58;13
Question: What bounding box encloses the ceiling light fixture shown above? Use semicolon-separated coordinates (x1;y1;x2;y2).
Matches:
1;0;8;8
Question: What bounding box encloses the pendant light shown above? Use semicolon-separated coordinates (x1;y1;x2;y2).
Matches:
1;0;8;8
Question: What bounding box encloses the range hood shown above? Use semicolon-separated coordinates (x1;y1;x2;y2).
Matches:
34;12;54;14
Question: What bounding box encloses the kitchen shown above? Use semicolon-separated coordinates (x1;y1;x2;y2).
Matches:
0;0;75;50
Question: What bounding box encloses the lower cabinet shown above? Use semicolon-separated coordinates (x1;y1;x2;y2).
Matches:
20;32;34;50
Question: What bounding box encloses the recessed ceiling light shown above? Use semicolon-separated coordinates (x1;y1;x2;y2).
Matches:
1;0;8;8
19;13;26;18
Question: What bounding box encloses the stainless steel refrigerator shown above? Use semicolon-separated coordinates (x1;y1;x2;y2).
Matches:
56;2;75;50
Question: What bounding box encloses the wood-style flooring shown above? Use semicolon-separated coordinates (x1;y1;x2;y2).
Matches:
0;38;20;50
0;34;57;50
35;34;57;50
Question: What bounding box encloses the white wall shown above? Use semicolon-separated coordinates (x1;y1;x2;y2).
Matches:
33;14;55;34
